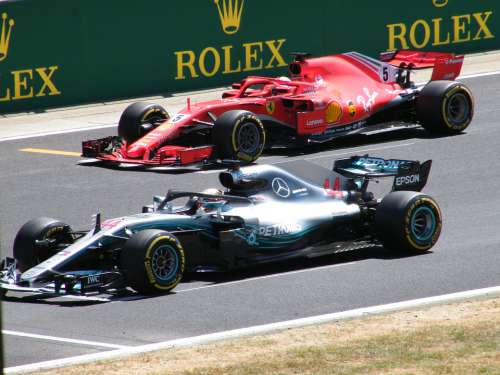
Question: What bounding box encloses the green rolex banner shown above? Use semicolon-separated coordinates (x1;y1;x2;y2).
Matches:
0;0;498;114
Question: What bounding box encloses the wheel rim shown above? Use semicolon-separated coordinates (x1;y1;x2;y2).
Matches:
137;110;168;138
151;244;179;281
139;114;166;134
410;206;436;243
40;227;74;263
237;122;261;155
446;92;470;126
143;114;165;125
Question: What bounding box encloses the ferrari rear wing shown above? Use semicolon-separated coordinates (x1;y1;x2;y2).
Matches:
379;50;464;81
333;155;432;192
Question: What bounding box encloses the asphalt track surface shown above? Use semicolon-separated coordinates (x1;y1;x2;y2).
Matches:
1;74;500;368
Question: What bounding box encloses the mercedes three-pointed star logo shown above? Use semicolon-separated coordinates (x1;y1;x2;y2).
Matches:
271;177;291;198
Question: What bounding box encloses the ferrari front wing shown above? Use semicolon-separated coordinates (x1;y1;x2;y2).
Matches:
82;136;215;168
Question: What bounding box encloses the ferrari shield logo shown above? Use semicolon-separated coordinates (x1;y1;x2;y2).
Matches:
347;100;356;117
266;100;276;115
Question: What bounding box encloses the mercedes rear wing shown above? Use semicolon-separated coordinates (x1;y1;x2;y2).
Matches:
333;155;432;192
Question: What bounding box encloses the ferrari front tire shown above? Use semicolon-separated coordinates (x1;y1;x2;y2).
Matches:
212;110;266;163
121;229;185;295
416;81;474;134
118;102;169;144
375;191;442;253
13;218;74;272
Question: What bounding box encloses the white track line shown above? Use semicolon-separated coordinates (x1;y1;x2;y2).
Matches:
197;142;417;174
272;141;417;165
5;285;500;374
0;124;116;143
59;294;111;302
176;262;357;294
459;70;500;79
0;70;498;144
110;261;358;301
303;142;416;161
2;330;131;350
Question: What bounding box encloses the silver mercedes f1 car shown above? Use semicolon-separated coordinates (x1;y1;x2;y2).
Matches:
0;155;441;298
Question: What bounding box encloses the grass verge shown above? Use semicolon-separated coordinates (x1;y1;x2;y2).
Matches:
34;296;500;375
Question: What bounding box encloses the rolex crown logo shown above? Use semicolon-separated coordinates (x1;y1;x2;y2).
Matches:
432;0;449;7
0;12;14;62
214;0;244;35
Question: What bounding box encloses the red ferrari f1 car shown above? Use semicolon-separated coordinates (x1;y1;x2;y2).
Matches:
82;50;474;169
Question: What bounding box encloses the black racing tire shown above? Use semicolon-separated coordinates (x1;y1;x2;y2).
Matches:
118;102;169;144
375;191;442;253
120;229;185;295
13;217;75;272
212;110;266;163
416;80;474;134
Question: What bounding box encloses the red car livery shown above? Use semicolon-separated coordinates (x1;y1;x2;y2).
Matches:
82;50;474;169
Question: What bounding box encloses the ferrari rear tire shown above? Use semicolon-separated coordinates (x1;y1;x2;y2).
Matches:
375;191;442;253
13;218;75;272
212;110;266;163
118;102;169;144
416;81;473;134
121;229;185;294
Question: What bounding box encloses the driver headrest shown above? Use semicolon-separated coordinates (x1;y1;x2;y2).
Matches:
219;171;235;189
219;171;266;191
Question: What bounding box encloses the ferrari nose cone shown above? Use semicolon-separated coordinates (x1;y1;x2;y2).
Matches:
126;143;146;158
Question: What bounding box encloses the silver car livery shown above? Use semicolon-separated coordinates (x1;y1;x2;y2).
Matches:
0;155;440;299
